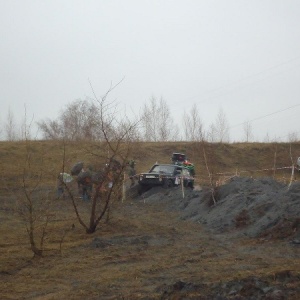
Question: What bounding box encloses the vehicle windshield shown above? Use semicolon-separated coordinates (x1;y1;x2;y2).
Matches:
150;165;175;174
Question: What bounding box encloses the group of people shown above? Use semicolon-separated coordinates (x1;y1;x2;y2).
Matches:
56;162;93;201
57;159;137;201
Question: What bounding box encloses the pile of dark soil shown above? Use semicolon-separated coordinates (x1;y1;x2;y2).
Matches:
138;177;300;241
158;273;300;299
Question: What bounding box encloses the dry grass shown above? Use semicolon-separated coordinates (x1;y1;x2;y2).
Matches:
0;140;300;299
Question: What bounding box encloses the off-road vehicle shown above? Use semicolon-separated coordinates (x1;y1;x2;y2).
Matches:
171;152;195;175
171;153;186;164
138;163;194;195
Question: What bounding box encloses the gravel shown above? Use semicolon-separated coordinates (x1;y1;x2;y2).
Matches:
138;177;300;240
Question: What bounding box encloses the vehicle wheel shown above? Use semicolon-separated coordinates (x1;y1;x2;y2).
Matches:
163;179;174;188
188;182;194;189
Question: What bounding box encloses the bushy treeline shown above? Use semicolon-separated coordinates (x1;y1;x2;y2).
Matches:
36;97;230;143
2;95;300;143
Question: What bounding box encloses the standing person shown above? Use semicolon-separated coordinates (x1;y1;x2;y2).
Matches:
57;173;73;199
82;177;93;201
57;173;65;198
127;160;136;187
183;159;195;176
77;169;93;201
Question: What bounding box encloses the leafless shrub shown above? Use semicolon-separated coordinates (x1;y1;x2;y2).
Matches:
61;81;140;234
15;141;51;257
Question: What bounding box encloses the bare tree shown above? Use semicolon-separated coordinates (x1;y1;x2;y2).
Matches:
214;107;230;143
158;98;171;141
20;105;33;141
37;98;106;141
243;120;253;142
207;123;216;143
61;99;103;140
38;119;62;139
201;141;217;205
264;133;270;143
14;139;52;257
288;143;295;188
63;82;140;234
183;104;204;141
141;96;158;141
141;96;177;141
169;124;180;141
5;108;18;141
189;119;217;205
288;131;298;143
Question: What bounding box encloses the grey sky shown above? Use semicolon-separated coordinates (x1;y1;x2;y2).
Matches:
1;0;300;141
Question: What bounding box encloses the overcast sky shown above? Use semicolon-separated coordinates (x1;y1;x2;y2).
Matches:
1;0;300;141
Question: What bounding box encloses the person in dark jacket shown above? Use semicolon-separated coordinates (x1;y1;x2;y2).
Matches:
77;169;93;201
127;160;136;187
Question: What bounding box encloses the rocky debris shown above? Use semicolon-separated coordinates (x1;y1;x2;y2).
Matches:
138;177;300;240
157;274;300;299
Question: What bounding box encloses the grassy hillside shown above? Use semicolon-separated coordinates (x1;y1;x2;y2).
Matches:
1;140;299;190
1;140;299;299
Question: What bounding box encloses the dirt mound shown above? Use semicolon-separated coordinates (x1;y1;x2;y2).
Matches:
158;273;300;299
138;177;300;240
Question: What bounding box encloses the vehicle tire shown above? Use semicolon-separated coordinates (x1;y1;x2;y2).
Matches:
188;182;194;189
163;179;174;189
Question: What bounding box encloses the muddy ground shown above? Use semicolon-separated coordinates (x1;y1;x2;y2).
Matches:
126;176;300;299
1;176;300;299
